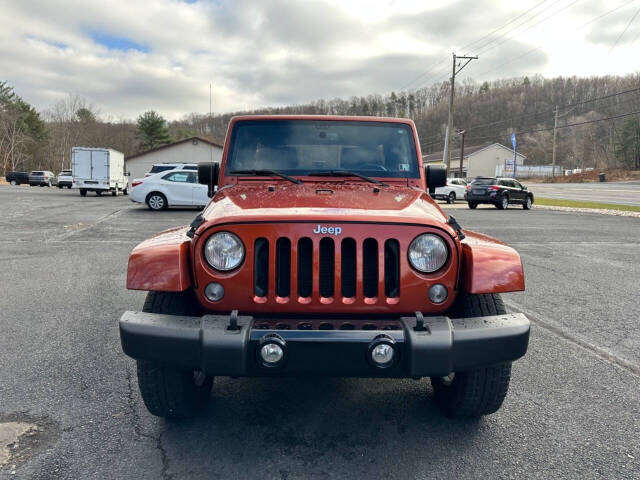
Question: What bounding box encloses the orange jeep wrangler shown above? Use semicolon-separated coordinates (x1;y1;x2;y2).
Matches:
120;115;530;419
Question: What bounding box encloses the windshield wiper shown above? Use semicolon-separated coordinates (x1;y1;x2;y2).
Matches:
307;170;388;187
229;169;302;185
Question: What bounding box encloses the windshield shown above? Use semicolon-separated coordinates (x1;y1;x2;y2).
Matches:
471;178;496;185
226;120;419;178
150;165;177;174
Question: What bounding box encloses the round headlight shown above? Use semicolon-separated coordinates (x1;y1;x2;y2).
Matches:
408;234;448;273
204;232;245;271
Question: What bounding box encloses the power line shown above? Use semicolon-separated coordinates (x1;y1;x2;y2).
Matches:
471;0;564;55
471;109;640;142
608;4;640;53
474;0;582;57
399;0;554;91
458;0;552;53
466;85;640;132
474;0;636;80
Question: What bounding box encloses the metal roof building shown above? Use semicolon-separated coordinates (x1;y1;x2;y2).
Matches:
423;142;526;178
125;137;223;180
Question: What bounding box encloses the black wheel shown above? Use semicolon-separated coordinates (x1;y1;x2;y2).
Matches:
523;196;532;210
67;185;72;189
96;190;102;196
146;192;167;211
112;189;117;196
431;293;512;418
123;187;128;195
447;192;456;204
10;180;16;186
468;202;477;209
497;195;509;210
57;185;62;189
80;189;87;197
136;291;213;418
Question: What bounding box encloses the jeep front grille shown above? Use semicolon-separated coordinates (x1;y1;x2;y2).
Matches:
253;236;400;303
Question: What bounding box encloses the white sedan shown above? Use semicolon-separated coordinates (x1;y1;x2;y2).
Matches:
130;169;210;210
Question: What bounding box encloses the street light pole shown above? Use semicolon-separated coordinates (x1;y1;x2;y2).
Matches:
457;129;466;178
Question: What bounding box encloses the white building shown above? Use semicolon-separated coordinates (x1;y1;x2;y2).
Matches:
125;137;223;180
423;142;526;178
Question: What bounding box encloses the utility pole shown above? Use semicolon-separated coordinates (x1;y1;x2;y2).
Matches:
457;129;466;177
443;53;478;175
551;105;558;177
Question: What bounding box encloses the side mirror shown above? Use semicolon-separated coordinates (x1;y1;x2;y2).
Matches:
125;171;131;177
522;185;527;190
198;162;220;197
425;165;447;193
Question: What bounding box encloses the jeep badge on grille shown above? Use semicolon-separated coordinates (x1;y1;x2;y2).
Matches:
312;225;342;236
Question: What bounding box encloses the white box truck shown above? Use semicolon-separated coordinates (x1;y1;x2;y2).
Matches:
71;147;128;197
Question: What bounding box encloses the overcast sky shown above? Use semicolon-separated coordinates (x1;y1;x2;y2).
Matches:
1;0;639;120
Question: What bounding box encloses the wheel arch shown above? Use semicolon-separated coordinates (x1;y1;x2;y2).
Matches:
460;230;525;294
127;226;193;291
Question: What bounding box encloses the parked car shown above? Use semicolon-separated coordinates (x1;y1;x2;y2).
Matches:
433;177;468;203
465;177;534;210
144;163;197;177
57;170;73;188
119;115;531;420
6;171;30;185
29;171;57;187
130;169;209;210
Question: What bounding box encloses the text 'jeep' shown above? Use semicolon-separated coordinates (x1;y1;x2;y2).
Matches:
119;115;530;419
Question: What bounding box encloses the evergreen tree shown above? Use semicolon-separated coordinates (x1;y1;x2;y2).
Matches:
136;110;170;149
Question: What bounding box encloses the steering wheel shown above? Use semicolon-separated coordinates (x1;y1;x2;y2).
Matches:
359;163;387;171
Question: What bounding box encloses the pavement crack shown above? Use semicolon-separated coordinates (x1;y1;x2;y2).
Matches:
125;363;173;480
505;300;640;377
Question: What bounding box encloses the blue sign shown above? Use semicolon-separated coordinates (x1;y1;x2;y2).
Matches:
510;132;516;150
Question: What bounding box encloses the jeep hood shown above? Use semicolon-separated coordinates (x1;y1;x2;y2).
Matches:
198;182;454;233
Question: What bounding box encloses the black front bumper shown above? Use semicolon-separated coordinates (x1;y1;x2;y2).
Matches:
119;311;530;378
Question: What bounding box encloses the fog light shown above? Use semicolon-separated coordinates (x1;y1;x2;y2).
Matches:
260;343;284;365
428;284;448;304
204;282;225;302
371;343;394;365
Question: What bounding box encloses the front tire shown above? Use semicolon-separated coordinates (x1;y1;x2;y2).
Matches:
447;192;456;204
523;196;532;210
136;291;213;418
80;189;87;197
468;202;477;209
431;293;512;418
10;180;16;186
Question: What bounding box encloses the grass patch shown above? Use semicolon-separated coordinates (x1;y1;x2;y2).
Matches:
535;197;640;212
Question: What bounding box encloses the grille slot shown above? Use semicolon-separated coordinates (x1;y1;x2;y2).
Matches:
276;238;291;297
319;238;335;297
362;238;378;298
384;239;400;298
341;238;357;298
297;237;313;297
254;238;269;297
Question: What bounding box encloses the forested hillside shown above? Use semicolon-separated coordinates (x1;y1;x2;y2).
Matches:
2;73;639;175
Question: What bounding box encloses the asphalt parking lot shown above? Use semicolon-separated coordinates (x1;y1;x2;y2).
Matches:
1;186;639;479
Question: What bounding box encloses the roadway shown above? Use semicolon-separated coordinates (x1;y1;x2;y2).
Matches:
527;180;640;206
0;186;638;479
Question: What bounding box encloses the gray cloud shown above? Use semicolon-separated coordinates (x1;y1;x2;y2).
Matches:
0;0;634;120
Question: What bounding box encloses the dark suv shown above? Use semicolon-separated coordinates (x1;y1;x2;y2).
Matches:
465;177;533;210
6;171;30;185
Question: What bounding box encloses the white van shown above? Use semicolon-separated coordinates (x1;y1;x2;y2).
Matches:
72;147;127;197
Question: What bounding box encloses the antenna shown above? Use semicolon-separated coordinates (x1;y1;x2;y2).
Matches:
209;82;214;194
